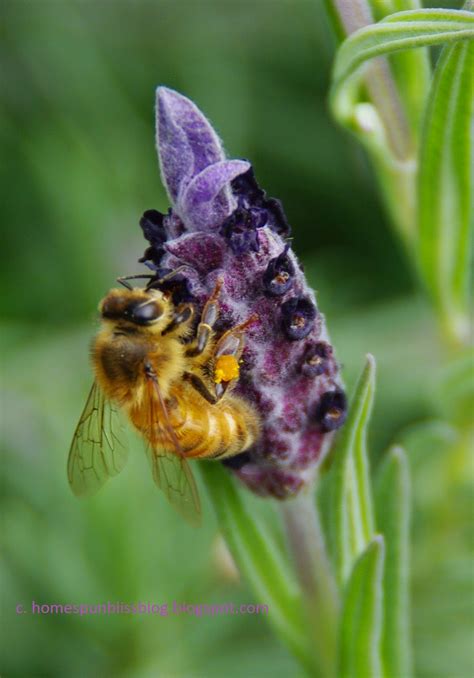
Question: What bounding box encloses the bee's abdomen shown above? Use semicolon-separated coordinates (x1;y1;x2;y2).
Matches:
171;391;259;460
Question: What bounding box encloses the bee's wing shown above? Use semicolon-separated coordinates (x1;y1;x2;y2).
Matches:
144;372;201;527
67;381;129;497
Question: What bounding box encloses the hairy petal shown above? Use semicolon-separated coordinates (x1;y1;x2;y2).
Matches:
179;160;250;231
165;232;225;274
156;87;226;205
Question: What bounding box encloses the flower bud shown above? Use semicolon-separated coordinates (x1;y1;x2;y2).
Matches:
263;245;294;296
220;207;267;255
301;341;333;378
315;389;347;432
281;296;318;340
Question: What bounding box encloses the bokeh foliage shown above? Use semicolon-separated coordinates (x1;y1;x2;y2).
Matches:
1;1;471;677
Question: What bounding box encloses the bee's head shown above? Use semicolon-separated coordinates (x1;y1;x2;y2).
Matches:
99;288;172;331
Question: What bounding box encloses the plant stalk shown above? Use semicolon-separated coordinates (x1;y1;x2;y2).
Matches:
326;0;413;159
281;489;340;678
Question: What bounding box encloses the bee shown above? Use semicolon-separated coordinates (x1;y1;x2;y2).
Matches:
67;270;260;525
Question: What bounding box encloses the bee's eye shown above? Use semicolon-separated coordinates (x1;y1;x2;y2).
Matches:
101;297;125;319
130;301;163;325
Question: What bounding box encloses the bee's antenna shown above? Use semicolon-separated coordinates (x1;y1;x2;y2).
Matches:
145;265;190;290
116;266;191;291
117;274;155;290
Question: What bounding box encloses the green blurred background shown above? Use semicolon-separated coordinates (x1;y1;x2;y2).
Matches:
1;1;471;677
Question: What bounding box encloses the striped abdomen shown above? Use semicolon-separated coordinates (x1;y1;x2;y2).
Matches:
166;386;259;460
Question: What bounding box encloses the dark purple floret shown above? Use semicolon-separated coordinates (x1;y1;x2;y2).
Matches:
231;166;265;205
263;245;295;296
139;209;166;247
315;389;347;432
264;197;292;238
220;207;267;255
148;267;195;305
301;341;333;377
139;209;168;269
281;296;318;340
139;246;162;270
231;166;291;238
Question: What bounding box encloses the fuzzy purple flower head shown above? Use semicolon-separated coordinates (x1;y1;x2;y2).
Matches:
139;87;346;499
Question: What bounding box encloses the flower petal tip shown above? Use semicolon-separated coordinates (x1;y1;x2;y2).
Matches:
181;159;251;231
155;87;226;207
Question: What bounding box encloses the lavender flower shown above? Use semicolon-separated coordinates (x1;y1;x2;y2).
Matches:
140;87;346;499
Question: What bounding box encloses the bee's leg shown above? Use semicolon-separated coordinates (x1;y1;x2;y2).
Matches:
210;314;259;401
185;278;223;360
161;304;194;338
183;372;217;404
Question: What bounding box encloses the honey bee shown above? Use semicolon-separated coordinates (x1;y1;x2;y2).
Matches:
67;270;260;525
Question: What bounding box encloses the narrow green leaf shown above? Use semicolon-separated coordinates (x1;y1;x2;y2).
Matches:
376;446;413;678
331;354;376;586
331;9;474;125
329;8;473;244
199;463;312;672
370;0;424;12
369;0;431;134
338;536;385;678
417;38;474;345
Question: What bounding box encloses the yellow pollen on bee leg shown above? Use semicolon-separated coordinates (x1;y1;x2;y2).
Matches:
214;355;240;384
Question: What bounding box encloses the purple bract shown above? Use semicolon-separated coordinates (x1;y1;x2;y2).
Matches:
139;87;346;499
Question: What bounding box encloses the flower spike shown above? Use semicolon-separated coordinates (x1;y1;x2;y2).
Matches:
141;87;346;498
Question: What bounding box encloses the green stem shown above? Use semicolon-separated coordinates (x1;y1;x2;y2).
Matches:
324;0;413;159
281;490;340;678
200;462;316;673
331;0;374;35
370;149;418;245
